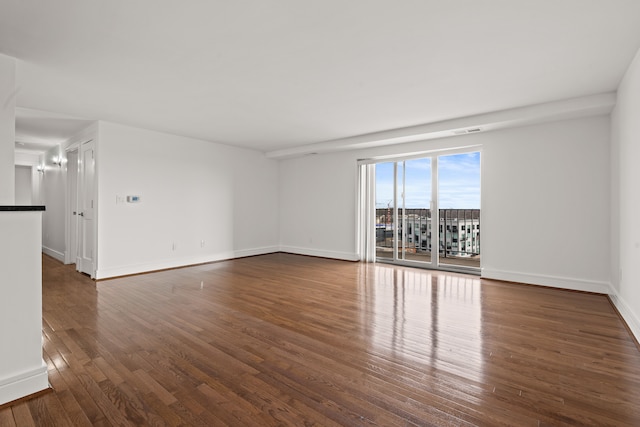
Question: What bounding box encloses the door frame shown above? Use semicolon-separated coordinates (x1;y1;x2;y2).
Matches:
64;146;79;265
64;137;98;279
77;139;97;278
364;146;482;275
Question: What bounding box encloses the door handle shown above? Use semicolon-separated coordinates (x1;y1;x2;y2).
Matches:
79;212;84;217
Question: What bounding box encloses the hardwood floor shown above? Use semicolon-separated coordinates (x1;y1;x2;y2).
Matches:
2;253;640;426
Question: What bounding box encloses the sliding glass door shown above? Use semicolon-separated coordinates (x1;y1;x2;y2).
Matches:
438;152;481;269
375;151;480;272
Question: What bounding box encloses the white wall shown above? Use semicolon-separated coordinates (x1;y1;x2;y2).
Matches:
0;54;16;204
32;156;44;206
0;211;48;405
611;47;640;340
40;145;67;262
279;153;359;260
279;115;611;293
14;165;32;205
96;122;279;279
14;151;40;167
481;117;610;292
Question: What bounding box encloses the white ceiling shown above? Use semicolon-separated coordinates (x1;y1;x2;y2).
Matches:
14;108;94;154
2;0;640;153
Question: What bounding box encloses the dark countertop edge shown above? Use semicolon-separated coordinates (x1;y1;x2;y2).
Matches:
0;206;46;211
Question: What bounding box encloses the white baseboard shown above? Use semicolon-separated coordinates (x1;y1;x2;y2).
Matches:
278;245;360;262
0;361;48;406
481;268;613;294
608;292;640;344
95;246;280;279
232;246;279;259
42;246;64;263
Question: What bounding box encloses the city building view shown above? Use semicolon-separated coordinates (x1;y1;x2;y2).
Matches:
376;208;480;268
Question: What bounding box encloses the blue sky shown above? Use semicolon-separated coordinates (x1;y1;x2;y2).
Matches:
375;152;480;209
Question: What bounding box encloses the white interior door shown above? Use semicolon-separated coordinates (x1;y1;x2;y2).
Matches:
77;140;95;277
66;149;78;264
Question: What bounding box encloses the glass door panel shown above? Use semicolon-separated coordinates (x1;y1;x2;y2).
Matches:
396;161;404;261
375;162;395;260
376;159;433;266
400;158;432;263
437;152;481;269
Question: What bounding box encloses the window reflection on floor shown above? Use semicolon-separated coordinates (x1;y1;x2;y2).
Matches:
359;263;483;382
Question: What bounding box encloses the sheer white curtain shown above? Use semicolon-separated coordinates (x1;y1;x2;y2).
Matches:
357;163;376;262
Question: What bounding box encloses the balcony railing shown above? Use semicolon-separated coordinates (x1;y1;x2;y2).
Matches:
375;208;480;268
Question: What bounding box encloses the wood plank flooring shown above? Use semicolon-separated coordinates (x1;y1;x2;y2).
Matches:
2;253;640;426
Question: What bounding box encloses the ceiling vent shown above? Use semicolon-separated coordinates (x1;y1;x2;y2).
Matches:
452;127;482;136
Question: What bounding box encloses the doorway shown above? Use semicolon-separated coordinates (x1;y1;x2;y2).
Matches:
77;140;95;277
374;150;481;273
65;148;78;265
69;139;96;278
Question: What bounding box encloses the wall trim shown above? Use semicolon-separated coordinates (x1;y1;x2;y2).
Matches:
233;246;280;259
267;92;615;159
279;245;360;262
42;246;64;263
608;292;640;345
481;268;613;294
95;246;280;279
0;361;48;406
